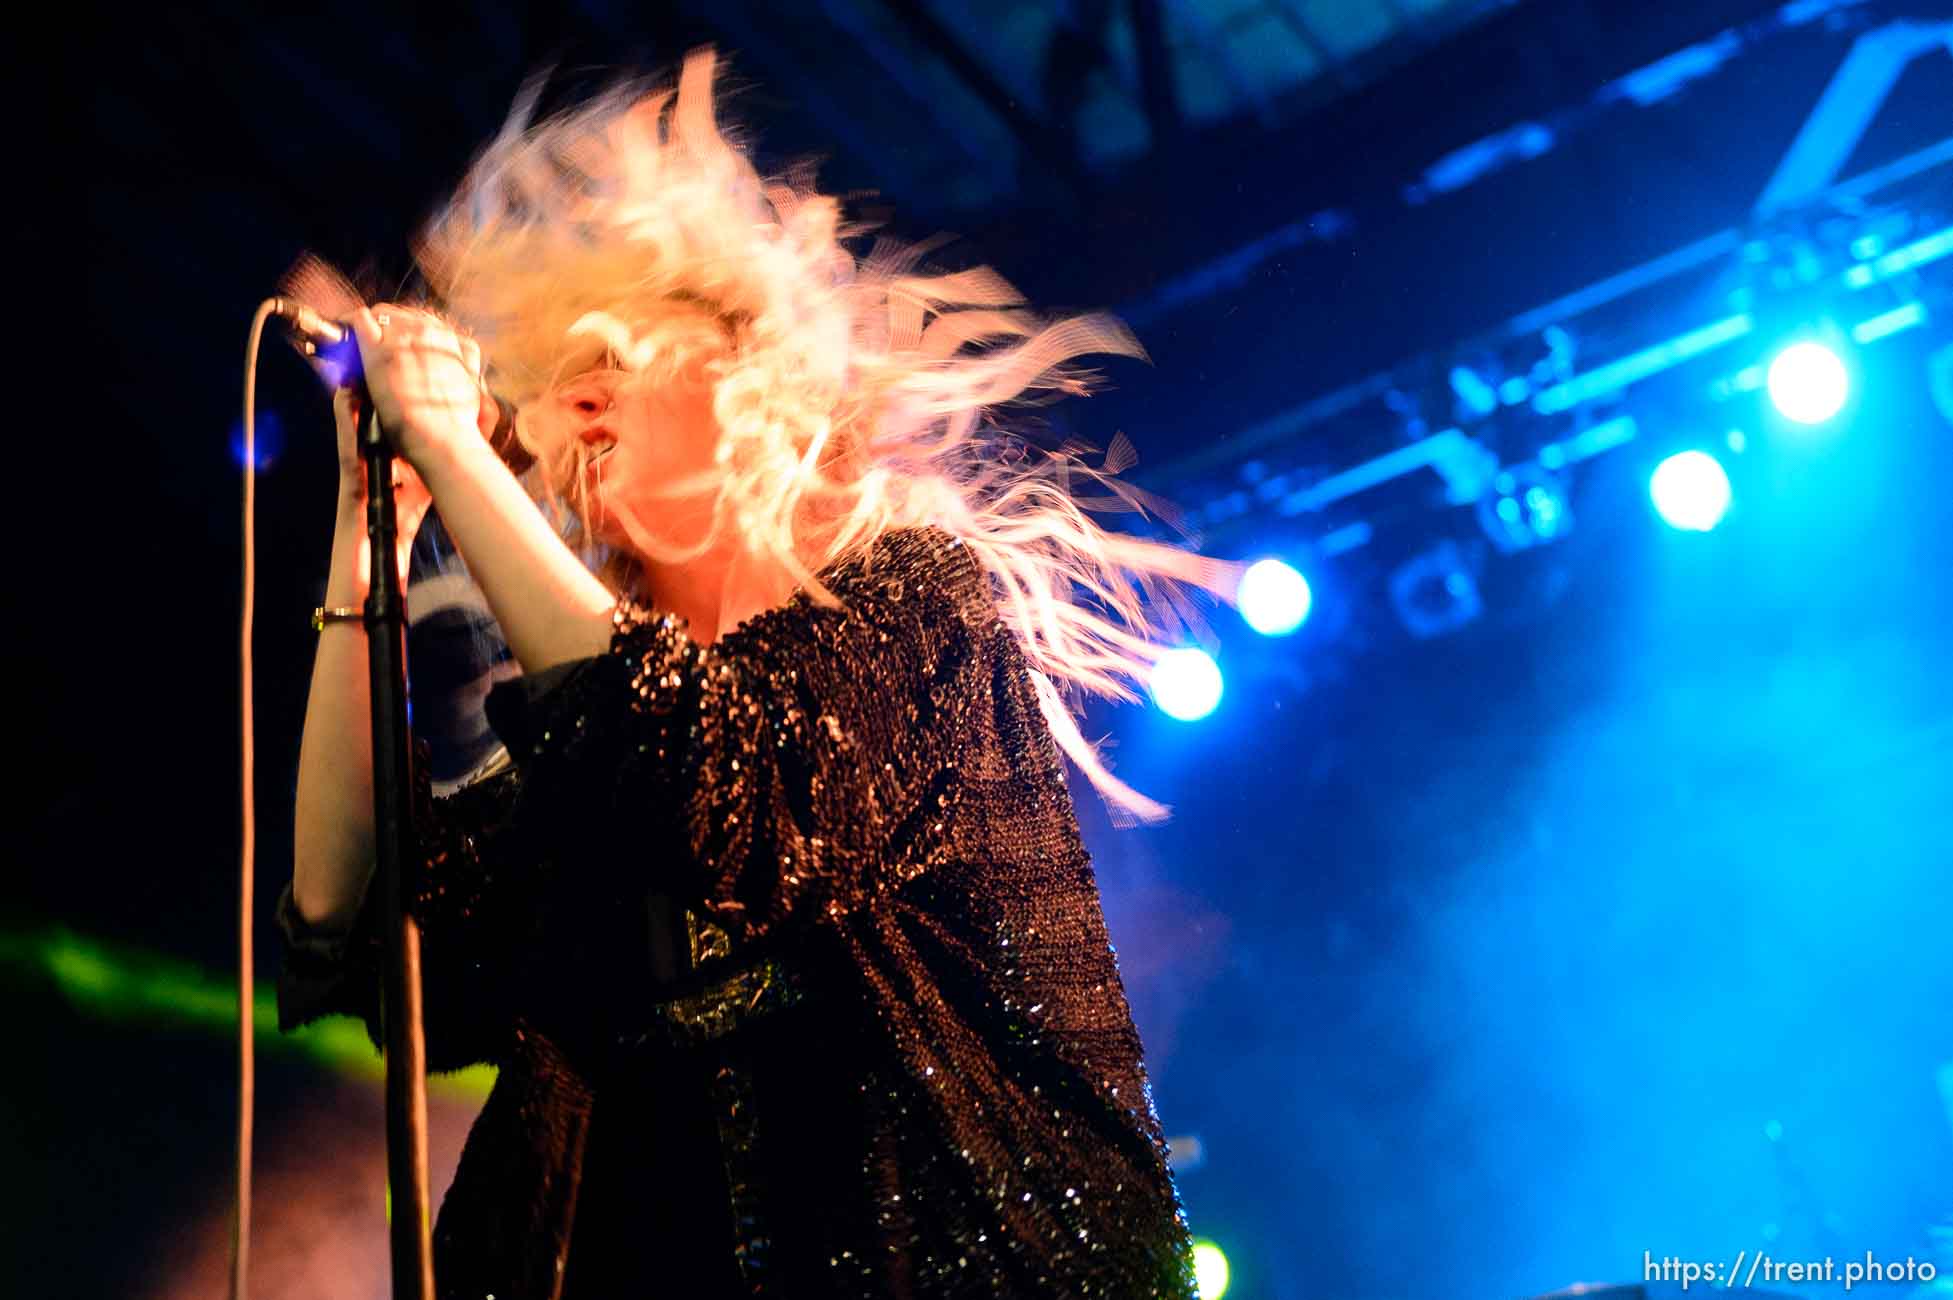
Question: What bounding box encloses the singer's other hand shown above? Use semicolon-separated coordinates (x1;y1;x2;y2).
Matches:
346;303;497;474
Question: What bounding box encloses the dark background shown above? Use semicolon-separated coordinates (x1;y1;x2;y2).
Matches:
24;1;1953;1296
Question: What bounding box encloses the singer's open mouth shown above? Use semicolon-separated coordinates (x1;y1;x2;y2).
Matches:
585;438;619;475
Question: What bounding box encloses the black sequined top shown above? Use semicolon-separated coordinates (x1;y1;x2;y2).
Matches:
276;526;1199;1299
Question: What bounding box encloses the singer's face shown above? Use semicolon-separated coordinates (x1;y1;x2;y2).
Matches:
557;358;723;554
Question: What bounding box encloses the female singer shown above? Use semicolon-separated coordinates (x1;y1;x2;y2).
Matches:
280;47;1231;1298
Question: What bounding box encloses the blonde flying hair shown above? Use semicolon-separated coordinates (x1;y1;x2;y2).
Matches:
412;47;1237;822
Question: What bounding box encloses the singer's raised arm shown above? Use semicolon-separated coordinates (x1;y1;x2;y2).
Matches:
410;429;617;672
285;473;547;1070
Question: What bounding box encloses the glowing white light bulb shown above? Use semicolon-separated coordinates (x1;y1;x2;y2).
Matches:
1149;648;1223;721
1649;451;1732;532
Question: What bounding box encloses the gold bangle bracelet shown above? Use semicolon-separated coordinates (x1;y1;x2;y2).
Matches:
312;606;364;632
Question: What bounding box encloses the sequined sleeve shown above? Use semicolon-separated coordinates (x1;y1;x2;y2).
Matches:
481;529;991;944
274;755;536;1071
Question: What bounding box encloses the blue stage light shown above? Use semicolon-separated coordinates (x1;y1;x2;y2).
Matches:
1477;463;1571;552
1766;341;1849;424
1388;540;1481;640
1649;451;1731;531
1237;559;1312;635
1149;648;1222;721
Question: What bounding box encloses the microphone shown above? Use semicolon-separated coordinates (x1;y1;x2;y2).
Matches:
270;297;361;385
270;299;533;474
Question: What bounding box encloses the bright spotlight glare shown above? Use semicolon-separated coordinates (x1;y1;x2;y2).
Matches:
1649;451;1731;531
1766;341;1849;424
1149;648;1222;721
1238;559;1312;635
1191;1239;1231;1299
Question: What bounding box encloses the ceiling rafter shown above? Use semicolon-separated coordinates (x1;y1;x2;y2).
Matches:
1129;0;1185;148
678;0;934;203
811;0;1010;180
875;0;1090;205
1272;1;1363;97
1159;0;1282;129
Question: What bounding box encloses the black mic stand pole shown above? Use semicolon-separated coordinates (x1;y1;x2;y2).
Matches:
358;393;438;1300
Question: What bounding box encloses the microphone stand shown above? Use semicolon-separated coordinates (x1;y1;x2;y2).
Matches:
358;395;438;1300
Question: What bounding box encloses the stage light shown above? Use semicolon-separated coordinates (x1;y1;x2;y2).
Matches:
1388;540;1481;640
14;925;494;1098
1476;462;1571;552
1191;1239;1232;1299
1149;648;1222;721
1766;341;1849;424
1850;301;1925;345
1649;451;1731;531
1449;364;1499;418
1237;559;1311;635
